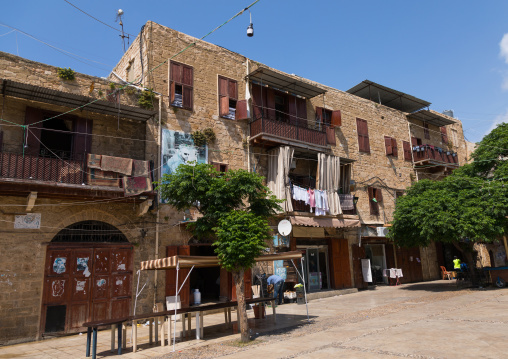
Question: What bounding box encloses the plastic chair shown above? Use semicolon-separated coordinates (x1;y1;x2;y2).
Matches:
440;266;452;280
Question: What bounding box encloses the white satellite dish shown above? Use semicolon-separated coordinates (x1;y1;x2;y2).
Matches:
278;219;292;236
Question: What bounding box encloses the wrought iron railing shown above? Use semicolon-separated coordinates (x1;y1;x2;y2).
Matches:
250;113;327;147
0;149;87;185
290;197;357;215
412;146;459;165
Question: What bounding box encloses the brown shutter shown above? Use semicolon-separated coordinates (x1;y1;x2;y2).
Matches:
211;162;221;171
182;65;193;86
316;107;322;124
384;136;393;155
411;136;418;146
326;126;336;146
244;269;252;299
368;186;375;215
251;84;263;120
331;110;341;127
296;97;307;127
183;86;193;110
266;88;275;120
235;100;248;120
288;97;297;125
391;138;398;157
170;62;182;82
376;188;383;202
356;118;363;152
228;79;237;100
403;141;412;161
218;76;228;96
178;245;190;308
72;117;93;161
357;118;370;153
219;96;229;117
441;127;448;143
170;81;176;103
24;107;43;156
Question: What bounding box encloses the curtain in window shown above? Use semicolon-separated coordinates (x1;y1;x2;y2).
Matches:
317;153;342;215
267;146;294;213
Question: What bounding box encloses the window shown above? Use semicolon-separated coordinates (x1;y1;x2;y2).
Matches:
274;94;288;122
411;137;422;146
218;76;238;120
384;136;398;157
316;107;342;129
211;162;228;173
423;122;430;139
251;83;307;125
440;127;448;144
356;118;370;153
402;141;412;161
170;61;193;110
368;186;383;215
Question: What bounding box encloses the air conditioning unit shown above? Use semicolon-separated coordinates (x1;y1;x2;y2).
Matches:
376;227;389;237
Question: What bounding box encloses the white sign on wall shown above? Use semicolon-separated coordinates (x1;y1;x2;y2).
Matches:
14;213;41;229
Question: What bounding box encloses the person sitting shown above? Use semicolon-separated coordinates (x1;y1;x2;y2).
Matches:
267;274;285;305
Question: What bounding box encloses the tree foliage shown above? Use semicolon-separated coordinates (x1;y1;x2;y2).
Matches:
388;123;508;247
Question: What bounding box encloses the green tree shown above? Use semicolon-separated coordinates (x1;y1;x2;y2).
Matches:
388;123;508;272
157;163;281;342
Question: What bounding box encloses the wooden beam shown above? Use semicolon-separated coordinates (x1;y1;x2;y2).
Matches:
26;192;37;212
137;199;152;217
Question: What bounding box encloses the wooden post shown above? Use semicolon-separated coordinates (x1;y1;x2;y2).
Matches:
167;315;171;346
133;320;137;353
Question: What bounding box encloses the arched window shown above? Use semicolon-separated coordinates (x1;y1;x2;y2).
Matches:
52;221;128;243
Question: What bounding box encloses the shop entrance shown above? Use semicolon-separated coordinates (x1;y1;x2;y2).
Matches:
189;245;220;304
365;244;387;284
41;221;132;336
297;245;330;291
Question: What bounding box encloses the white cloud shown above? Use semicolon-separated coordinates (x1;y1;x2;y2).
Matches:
500;34;508;63
485;109;508;137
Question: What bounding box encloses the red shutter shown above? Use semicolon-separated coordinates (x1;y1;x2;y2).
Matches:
266;88;275;120
384;136;393;155
183;86;193;110
326;126;336;146
357;118;370;153
170;82;176;103
170;62;182;82
182;65;193;86
235;100;248;120
288;97;297;125
331;110;341;127
72;117;93;161
296;97;307;127
251;84;263;120
219;96;229;117
391;138;398;157
316;107;323;124
441;127;448;143
411;136;418;146
403;141;412;161
228;79;237;100
218;76;228;96
24;107;43;156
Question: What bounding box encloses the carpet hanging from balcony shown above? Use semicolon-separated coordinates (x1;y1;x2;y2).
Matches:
123;176;152;195
101;155;133;175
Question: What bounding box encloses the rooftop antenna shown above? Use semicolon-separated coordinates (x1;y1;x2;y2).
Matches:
115;9;130;52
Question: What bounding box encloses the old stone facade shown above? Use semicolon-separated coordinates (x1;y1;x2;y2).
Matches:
0;20;471;344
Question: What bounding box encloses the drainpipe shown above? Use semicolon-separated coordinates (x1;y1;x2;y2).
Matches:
407;121;417;182
154;94;162;306
246;59;251;172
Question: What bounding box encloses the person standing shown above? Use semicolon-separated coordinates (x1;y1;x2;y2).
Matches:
267;274;284;305
453;256;462;270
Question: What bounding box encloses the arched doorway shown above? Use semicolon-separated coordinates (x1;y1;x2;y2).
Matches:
41;221;133;335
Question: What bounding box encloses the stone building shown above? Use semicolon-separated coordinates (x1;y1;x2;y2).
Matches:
0;20;470;344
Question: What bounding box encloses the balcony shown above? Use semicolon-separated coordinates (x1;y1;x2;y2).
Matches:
413;146;459;171
290;195;357;215
0;148;154;200
250;116;328;149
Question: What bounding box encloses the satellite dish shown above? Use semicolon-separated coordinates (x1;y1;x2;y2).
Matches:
278;219;292;236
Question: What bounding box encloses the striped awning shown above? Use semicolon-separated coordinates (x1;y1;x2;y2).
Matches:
140;251;303;270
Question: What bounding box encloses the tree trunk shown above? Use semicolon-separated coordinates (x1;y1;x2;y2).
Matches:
233;269;249;342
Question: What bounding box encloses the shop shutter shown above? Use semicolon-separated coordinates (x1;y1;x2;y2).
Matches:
403;141;412;161
331;110;341;127
391;138;398;157
24;107;43;156
235;100;248;120
384;136;393;155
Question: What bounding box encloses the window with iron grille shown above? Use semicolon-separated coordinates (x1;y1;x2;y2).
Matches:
52;221;128;243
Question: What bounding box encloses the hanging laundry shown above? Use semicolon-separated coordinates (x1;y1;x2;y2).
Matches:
308;189;315;208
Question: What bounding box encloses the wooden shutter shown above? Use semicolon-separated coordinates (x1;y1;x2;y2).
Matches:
384;136;393;155
368;186;378;215
357;118;370;153
296;97;307;127
326;126;336;146
228;79;237;100
218;77;229;117
411;136;418;146
182;65;193;110
328;238;352;289
288;97;297;125
251;84;263;120
391;138;398;157
235;100;248;120
24;107;43;156
170;62;181;104
403;141;412;161
331;110;341;127
376;187;383;202
183;86;193;110
266;88;275;120
72;117;93;161
441;127;448;143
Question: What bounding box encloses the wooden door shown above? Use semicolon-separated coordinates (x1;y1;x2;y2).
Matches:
352;244;368;289
328;238;352;289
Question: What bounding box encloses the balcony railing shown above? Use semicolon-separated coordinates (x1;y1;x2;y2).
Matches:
0;149;86;185
250;115;327;147
413;146;459;166
290;196;357;215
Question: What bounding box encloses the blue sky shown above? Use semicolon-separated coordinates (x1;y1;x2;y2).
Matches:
1;1;508;143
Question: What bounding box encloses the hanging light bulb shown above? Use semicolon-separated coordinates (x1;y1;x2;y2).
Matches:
246;9;254;37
